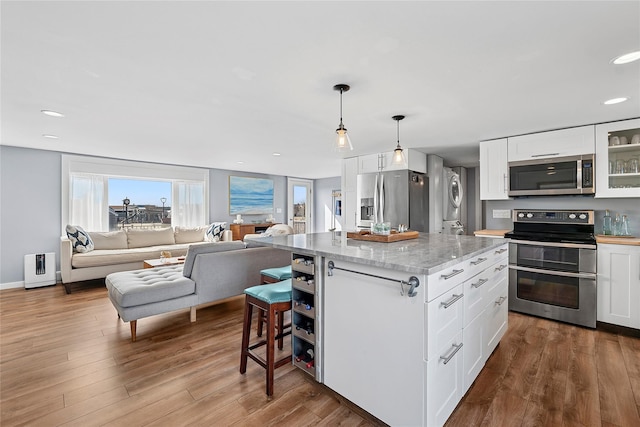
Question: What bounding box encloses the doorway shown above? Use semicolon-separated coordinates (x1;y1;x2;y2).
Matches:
288;178;313;234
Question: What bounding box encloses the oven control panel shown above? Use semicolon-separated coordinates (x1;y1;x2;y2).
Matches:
512;210;594;224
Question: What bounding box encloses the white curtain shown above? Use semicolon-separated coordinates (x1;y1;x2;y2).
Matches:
173;181;205;227
69;173;106;231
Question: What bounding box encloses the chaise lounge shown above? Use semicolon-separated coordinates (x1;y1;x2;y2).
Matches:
105;240;291;341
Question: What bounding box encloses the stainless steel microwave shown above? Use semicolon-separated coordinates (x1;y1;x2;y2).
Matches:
508;154;595;197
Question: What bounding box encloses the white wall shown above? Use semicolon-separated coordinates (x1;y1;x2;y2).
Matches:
314;176;342;233
0;146;61;287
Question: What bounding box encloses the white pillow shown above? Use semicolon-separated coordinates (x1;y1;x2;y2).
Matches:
66;225;94;253
174;226;208;244
206;222;227;242
126;227;175;248
89;231;128;250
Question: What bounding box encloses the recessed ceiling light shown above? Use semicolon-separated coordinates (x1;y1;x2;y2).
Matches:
272;152;281;156
42;134;59;139
236;161;244;164
41;110;65;117
604;97;629;105
612;51;640;65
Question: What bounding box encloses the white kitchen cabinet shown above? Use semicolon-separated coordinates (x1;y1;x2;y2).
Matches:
426;331;464;427
597;243;640;329
358;149;427;174
341;157;359;230
595;118;640;198
323;261;426;426
323;243;508;426
479;138;509;200
507;125;595;162
484;269;509;355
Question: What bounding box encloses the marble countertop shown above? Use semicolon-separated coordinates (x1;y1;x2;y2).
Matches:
252;232;506;276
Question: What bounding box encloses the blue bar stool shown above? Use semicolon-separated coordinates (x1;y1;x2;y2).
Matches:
239;279;292;397
257;266;292;337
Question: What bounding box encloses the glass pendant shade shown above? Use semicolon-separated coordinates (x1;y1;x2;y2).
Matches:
392;145;405;165
333;84;353;151
391;115;406;165
336;124;353;151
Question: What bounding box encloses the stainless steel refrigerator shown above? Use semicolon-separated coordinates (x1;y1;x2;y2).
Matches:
356;170;429;231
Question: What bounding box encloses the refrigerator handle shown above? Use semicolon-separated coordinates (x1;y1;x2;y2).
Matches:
373;174;379;224
378;173;385;223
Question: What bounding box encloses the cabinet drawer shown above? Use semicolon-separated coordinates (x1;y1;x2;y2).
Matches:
292;276;316;294
292;261;315;275
426;244;507;302
426;330;464;427
485;275;509;356
426;284;464;361
462;260;503;327
293;312;315;344
463;313;485;393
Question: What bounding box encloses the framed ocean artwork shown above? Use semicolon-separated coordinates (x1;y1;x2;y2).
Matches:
229;176;274;215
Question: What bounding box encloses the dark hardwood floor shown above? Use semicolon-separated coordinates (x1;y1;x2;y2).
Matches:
1;284;639;426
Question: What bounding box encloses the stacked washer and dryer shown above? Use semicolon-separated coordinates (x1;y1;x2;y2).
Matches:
442;166;466;235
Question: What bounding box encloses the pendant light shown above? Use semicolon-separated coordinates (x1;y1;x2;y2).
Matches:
391;115;406;165
333;84;353;151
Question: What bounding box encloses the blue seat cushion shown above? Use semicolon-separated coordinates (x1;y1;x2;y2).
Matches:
245;279;292;304
260;265;292;280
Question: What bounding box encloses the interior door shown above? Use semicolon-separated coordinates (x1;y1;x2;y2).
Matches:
288;178;313;234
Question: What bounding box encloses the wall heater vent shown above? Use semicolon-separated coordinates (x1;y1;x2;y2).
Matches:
24;253;56;289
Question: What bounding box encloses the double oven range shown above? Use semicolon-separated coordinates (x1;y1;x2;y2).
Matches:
505;210;596;328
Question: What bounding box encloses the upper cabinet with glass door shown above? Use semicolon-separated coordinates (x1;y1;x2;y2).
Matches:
595;118;640;198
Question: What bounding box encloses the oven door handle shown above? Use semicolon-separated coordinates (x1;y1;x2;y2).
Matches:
509;239;596;250
509;265;596;280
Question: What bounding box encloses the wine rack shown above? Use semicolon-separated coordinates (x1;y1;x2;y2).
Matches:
291;253;318;378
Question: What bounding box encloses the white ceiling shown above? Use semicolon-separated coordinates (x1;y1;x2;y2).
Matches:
2;1;639;179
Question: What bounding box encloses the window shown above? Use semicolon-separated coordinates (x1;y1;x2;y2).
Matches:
62;155;209;232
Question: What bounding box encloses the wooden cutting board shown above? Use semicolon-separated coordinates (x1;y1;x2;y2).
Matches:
347;230;419;243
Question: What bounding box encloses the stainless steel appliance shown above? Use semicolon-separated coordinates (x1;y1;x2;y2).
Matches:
443;167;463;221
505;209;596;328
508;154;595;197
356;170;428;231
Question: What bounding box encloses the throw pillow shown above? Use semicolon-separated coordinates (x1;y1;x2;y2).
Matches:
174;226;208;244
205;222;227;242
66;225;95;253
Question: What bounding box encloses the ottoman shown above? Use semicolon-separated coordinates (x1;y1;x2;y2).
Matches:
105;265;198;341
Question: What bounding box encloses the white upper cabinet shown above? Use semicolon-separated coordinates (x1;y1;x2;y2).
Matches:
479;138;509;200
358;149;427;174
507;125;595;162
595;118;640;198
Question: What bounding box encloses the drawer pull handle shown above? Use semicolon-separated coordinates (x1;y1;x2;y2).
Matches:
471;257;487;266
495;296;507;306
440;343;463;365
495;264;507;272
495;248;508;254
441;269;464;280
440;293;463;309
471;278;488;288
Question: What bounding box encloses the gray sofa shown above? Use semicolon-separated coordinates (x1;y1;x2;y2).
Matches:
105;240;291;341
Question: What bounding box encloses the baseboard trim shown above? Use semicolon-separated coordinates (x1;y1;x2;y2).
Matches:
0;281;25;290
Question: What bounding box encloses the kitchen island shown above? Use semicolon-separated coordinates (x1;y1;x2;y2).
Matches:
251;232;508;427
